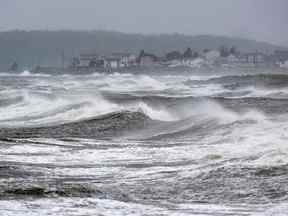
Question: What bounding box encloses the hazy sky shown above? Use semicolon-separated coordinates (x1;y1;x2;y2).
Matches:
1;0;287;46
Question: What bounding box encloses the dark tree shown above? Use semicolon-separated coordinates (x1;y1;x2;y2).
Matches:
192;52;199;59
230;46;237;55
9;61;18;72
89;59;97;68
183;48;193;58
219;46;230;57
70;57;80;68
165;51;182;61
137;50;145;63
138;50;145;58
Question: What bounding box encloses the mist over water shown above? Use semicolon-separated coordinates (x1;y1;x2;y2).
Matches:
1;69;288;215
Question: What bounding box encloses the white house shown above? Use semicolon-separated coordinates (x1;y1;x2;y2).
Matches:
243;52;267;66
104;57;120;69
77;52;137;69
111;53;137;67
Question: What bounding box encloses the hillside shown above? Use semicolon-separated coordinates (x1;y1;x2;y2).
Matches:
0;30;286;70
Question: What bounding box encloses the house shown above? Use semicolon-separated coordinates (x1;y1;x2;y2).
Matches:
104;57;121;69
111;53;137;67
241;52;267;65
89;59;105;68
76;52;137;69
79;53;105;68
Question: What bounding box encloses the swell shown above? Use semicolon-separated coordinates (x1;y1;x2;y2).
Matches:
0;73;287;128
131;115;221;140
2;163;288;204
0;111;155;139
0;96;283;139
104;93;288;115
190;73;288;89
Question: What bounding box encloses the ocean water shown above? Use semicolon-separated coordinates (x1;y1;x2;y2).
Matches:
0;69;288;215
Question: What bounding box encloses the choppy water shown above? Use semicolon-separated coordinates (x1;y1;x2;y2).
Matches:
1;69;288;215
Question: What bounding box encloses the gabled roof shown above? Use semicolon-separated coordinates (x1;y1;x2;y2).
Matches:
111;53;133;57
80;53;99;57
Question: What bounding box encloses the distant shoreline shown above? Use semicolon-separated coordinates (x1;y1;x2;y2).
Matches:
2;65;287;76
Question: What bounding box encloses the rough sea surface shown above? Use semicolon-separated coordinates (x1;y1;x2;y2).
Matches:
1;69;288;215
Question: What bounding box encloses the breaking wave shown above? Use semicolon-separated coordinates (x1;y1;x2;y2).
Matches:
2;71;288;215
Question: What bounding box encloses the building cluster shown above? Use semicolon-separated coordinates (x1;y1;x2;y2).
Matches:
71;53;138;70
164;48;288;68
204;49;288;68
70;48;288;70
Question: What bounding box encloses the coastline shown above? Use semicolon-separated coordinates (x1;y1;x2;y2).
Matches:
26;65;288;76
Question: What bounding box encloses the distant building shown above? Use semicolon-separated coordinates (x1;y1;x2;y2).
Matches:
77;52;136;69
111;53;137;67
241;52;267;66
274;50;288;63
89;59;105;68
104;57;120;69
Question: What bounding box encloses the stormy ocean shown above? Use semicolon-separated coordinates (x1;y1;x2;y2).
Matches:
1;69;288;216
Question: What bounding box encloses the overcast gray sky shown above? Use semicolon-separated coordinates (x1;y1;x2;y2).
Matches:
1;0;287;46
